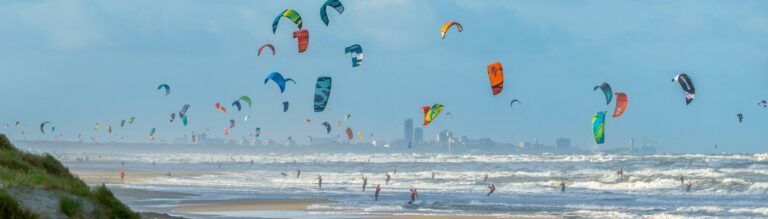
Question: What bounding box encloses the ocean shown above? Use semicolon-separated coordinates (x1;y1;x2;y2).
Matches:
61;153;768;218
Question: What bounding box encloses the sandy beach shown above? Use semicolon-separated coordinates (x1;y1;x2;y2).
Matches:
71;167;221;184
176;199;336;212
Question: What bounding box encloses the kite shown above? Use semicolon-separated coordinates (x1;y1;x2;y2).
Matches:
94;123;100;130
120;120;125;128
107;125;112;134
293;29;309;53
737;113;743;123
422;104;445;126
40;121;50;134
357;131;363;140
149;128;156;137
320;0;344;26
345;127;353;140
672;73;695;105
170;113;176;123
440;21;463;39
613;92;628;118
255;127;261;137
283;101;289;112
182;115;188;126
322;122;331;134
264;72;293;93
593;82;613;105
510;99;521;108
224;127;229;135
314;76;333;112
215;102;228;113
592;111;606;144
345;44;364;67
128;116;136;124
305;119;312;125
232;101;242;111
487;62;504;95
244;116;250;122
239;96;252;108
179;104;190;118
157;84;170;95
229;119;236;128
258;44;275;56
344;114;351;121
759;100;767;108
272;9;303;33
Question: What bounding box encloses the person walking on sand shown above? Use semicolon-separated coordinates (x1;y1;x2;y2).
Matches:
317;175;323;189
362;176;368;192
120;170;125;184
385;173;391;185
408;188;419;205
560;181;566;192
375;184;381;201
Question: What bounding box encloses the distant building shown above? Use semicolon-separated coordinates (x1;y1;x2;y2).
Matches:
556;138;572;149
437;130;453;144
404;119;413;144
414;127;424;144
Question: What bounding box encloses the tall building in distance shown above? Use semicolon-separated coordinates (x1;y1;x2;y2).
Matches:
413;127;424;144
404;118;413;144
556;138;572;149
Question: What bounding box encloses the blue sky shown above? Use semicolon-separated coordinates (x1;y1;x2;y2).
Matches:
1;0;766;152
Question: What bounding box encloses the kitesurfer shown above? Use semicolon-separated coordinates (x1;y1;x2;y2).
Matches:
375;184;381;201
487;184;496;196
385;173;391;185
408;188;419;205
560;181;566;192
362;176;368;192
317;175;323;189
297;169;301;178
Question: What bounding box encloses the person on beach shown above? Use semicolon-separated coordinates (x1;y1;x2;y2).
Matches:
375;184;381;201
679;175;685;185
120;170;125;183
297;169;301;178
483;173;489;182
385;173;391;185
362;176;368;192
685;180;693;192
560;181;566;192
487;184;496;196
431;171;435;180
408;188;419;205
317;175;323;189
617;168;624;179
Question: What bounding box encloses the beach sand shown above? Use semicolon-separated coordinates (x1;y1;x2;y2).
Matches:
176;199;337;212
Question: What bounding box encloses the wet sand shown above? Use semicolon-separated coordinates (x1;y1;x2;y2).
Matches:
176;199;337;212
71;168;220;184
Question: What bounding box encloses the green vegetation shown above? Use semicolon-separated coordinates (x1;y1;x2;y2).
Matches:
59;196;82;218
0;134;139;218
0;190;38;219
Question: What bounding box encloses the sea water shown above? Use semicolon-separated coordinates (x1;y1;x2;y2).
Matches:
61;153;768;218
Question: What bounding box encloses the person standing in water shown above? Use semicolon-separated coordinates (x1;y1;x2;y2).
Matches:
487;184;496;196
317;175;323;189
560;181;566;192
120;170;125;184
362;176;368;192
385;173;391;185
431;171;435;180
679;175;685;185
408;188;419;205
483;173;489;182
685;180;693;192
617;168;624;179
374;184;381;201
297;169;301;178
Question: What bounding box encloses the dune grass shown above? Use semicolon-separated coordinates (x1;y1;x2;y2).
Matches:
0;134;139;218
59;196;82;218
0;189;38;219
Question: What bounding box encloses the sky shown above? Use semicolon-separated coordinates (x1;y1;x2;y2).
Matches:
0;0;766;153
